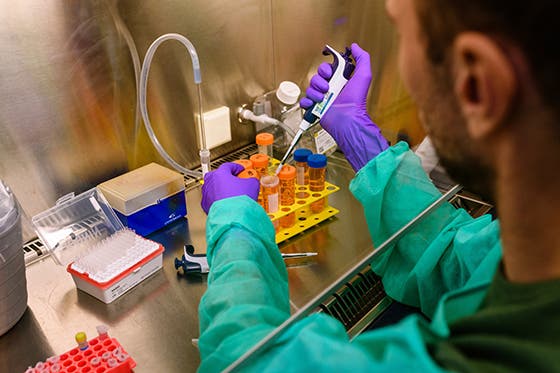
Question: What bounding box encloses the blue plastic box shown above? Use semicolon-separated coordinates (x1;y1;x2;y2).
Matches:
97;163;186;236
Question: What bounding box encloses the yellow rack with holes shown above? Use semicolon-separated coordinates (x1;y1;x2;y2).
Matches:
201;157;341;243
268;181;340;243
263;156;339;243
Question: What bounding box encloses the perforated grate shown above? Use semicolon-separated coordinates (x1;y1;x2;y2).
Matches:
318;266;388;335
183;144;258;190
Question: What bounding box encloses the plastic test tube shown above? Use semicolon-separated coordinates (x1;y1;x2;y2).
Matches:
278;164;296;228
261;175;279;213
294;148;312;186
96;325;109;340
250;153;269;179
256;133;274;160
308;154;327;213
261;175;280;232
75;331;88;350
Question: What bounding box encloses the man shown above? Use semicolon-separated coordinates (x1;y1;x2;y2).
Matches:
198;0;560;371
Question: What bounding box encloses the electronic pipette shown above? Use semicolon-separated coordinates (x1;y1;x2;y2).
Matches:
275;45;355;174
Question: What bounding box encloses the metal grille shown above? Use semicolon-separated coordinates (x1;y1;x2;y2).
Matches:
183;144;258;190
23;237;48;266
318;266;389;336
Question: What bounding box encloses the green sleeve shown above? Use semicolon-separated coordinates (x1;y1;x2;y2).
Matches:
229;313;448;372
350;142;501;317
198;196;290;373
197;195;450;373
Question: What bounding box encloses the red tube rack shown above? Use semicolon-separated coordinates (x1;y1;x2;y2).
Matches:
26;336;136;373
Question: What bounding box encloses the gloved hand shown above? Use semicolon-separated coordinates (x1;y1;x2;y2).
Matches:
300;43;389;172
201;163;260;214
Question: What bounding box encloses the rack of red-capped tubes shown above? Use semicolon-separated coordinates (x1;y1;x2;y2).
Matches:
24;334;136;373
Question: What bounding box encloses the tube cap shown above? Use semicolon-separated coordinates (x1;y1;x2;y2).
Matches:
250;154;269;168
75;332;87;344
233;159;253;170
307;154;327;168
238;168;259;179
277;164;296;180
293;148;312;163
276;81;300;105
256;133;274;145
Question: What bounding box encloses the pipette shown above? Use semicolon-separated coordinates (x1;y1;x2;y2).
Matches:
281;252;318;258
175;246;318;274
275;45;355;174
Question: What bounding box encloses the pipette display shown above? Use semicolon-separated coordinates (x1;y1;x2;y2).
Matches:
275;45;355;174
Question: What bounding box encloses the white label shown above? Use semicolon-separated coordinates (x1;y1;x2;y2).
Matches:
268;193;279;213
314;129;337;154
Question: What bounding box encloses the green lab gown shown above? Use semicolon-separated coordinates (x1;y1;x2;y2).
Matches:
198;142;502;372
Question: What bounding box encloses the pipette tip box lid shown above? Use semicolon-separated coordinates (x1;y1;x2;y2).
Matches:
97;163;186;237
31;188;164;304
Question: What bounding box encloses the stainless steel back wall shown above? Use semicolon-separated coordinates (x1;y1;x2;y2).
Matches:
0;0;419;241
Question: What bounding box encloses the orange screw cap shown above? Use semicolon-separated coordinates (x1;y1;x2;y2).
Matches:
250;153;269;168
256;133;274;145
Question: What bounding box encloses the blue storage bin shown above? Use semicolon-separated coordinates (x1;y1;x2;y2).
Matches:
98;163;186;236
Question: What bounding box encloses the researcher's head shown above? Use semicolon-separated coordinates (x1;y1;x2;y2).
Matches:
386;0;559;200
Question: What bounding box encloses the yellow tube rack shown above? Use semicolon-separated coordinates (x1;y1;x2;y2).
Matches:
263;157;340;244
268;181;340;244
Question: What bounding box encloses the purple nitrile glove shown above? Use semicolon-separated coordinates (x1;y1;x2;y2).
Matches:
300;43;389;172
201;163;260;214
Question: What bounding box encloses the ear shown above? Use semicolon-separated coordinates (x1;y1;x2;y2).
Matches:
452;32;517;139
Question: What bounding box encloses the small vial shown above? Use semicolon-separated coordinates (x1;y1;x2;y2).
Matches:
278;165;296;228
260;175;279;213
256;133;274;159
308;154;327;213
199;148;211;176
233;159;253;170
75;332;88;351
96;325;109;340
294;148;312;186
249;153;269;178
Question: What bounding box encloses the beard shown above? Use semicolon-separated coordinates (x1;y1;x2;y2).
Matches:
418;64;496;203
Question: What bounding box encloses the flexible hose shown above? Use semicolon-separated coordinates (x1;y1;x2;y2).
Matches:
139;33;204;179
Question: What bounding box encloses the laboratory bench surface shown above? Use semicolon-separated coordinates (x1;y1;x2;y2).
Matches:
0;154;379;373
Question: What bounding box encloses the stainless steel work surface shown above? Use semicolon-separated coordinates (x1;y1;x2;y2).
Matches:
0;154;377;372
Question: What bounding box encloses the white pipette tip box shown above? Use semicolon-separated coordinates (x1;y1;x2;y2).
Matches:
31;188;165;304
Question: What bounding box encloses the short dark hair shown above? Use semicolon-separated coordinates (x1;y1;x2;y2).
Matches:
415;0;559;112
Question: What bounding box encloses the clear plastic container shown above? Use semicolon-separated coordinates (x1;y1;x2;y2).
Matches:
31;188;164;304
253;81;301;157
294;148;312;186
32;188;124;266
249;153;269;179
260;175;279;214
278;165;296;228
0;180;26;336
299;126;338;156
256;133;274;160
